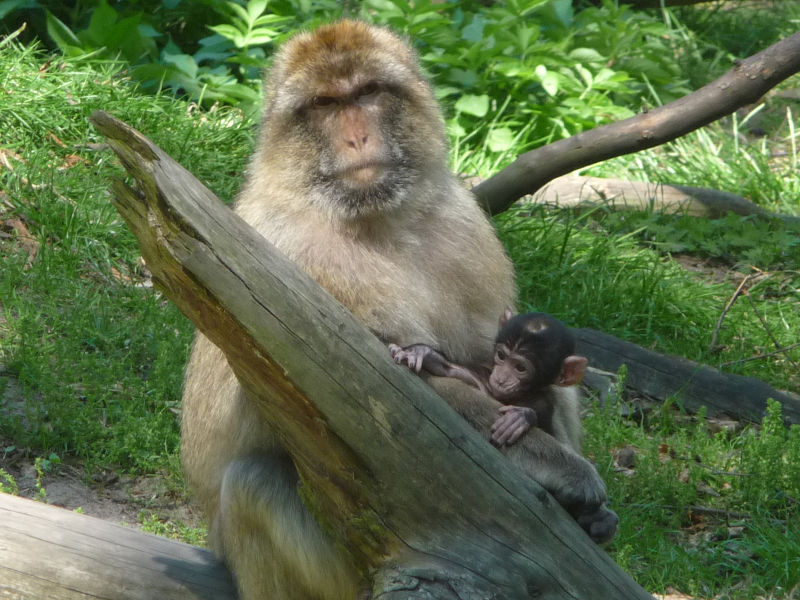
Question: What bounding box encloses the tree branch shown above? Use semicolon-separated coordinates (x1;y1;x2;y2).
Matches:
525;175;772;217
473;32;800;215
89;111;652;599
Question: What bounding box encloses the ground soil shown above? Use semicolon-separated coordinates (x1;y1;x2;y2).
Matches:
0;373;203;533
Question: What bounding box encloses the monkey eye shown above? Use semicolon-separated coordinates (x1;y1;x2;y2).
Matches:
514;363;527;374
312;95;337;107
357;82;379;98
495;349;506;361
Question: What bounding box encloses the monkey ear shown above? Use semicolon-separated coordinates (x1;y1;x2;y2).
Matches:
499;306;515;328
558;355;587;387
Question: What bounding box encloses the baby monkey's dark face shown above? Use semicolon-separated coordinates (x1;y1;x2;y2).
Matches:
488;311;586;401
487;343;540;401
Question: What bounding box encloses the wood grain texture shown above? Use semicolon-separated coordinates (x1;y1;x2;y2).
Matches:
0;492;236;600
526;175;771;218
83;110;653;599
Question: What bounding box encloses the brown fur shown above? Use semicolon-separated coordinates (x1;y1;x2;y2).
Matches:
182;20;609;600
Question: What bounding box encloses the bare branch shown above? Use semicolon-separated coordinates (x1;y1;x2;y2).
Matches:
473;32;800;215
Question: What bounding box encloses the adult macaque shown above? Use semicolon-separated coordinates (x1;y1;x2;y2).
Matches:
181;20;613;600
390;310;589;447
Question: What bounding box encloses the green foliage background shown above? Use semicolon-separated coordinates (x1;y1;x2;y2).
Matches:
1;1;799;597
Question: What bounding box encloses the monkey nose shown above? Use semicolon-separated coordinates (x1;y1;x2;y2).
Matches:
346;135;369;150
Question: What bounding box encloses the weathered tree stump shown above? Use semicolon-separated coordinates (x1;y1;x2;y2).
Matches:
81;110;652;599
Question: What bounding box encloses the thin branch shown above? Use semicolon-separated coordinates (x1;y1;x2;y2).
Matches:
710;275;753;351
720;341;800;368
473;32;800;215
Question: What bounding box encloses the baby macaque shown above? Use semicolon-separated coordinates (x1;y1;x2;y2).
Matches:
390;310;587;447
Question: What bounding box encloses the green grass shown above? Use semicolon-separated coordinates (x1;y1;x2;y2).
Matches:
2;9;800;599
491;204;800;392
583;396;800;598
0;40;252;473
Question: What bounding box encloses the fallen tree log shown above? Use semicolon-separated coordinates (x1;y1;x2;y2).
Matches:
575;328;800;425
527;174;771;218
0;492;236;600
81;111;652;599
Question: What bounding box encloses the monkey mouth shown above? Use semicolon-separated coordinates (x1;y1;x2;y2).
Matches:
340;162;388;186
487;382;516;401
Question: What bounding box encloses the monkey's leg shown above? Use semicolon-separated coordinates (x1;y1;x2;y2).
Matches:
213;454;361;600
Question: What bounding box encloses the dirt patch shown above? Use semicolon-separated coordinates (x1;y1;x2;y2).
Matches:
0;370;203;533
1;442;204;531
670;253;740;285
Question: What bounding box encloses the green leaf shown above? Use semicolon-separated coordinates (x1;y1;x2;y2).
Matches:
208;24;245;47
87;0;118;46
447;69;479;88
551;0;573;27
446;119;466;138
138;24;161;39
45;11;82;51
535;65;559;96
569;47;604;63
455;94;489;118
227;1;251;25
487;127;514;153
254;14;290;26
245;31;279;45
461;15;486;43
162;51;198;79
574;64;593;89
247;0;268;21
433;86;461;99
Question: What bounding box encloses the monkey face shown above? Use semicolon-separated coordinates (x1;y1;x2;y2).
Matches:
488;344;537;401
263;20;447;220
306;88;418;218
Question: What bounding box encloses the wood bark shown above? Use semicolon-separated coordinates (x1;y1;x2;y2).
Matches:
473;31;800;215
82;111;652;599
0;492;237;600
525;174;771;217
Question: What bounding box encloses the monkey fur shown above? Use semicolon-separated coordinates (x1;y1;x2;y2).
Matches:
389;311;589;445
181;20;614;600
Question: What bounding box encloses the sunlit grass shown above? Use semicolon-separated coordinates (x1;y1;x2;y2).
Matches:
1;15;799;598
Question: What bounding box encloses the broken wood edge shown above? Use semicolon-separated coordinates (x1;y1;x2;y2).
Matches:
89;110;654;600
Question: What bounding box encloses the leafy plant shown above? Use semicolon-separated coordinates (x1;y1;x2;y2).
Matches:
739;399;800;513
0;467;18;494
3;0;693;137
367;0;687;161
44;0;158;64
32;453;60;500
